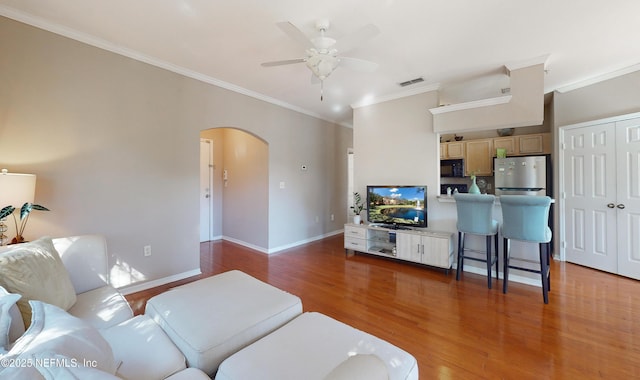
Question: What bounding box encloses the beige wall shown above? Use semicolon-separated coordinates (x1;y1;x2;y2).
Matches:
553;71;640;127
0;16;351;290
353;91;444;222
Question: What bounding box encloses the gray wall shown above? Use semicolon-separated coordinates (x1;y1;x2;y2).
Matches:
0;16;351;289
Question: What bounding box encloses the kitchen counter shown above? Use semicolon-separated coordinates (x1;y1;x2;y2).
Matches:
432;194;555;288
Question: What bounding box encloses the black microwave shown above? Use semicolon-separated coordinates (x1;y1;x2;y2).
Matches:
440;159;464;177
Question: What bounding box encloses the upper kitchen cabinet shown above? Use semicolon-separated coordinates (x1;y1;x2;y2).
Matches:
492;133;551;156
464;138;493;176
440;141;465;159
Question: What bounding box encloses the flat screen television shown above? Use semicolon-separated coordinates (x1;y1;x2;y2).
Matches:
366;185;427;228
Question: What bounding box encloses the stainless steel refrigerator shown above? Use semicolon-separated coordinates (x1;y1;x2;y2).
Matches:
494;155;549;196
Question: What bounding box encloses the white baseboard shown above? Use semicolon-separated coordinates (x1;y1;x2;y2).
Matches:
118;269;202;295
266;229;344;254
220;229;344;255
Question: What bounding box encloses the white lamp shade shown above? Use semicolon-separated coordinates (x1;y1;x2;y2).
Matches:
0;171;37;208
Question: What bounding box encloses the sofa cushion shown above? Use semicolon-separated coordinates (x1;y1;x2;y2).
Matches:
165;367;212;380
69;285;133;329
100;315;187;380
215;312;418;380
324;354;389;380
0;300;117;375
0;237;77;326
0;286;22;351
145;270;302;375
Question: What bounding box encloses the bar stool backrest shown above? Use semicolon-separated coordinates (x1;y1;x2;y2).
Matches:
500;195;552;243
453;194;497;236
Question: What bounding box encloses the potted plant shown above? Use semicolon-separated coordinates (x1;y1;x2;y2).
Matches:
0;203;49;244
350;192;365;224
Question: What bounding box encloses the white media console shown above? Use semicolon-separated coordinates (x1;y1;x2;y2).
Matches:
344;223;454;272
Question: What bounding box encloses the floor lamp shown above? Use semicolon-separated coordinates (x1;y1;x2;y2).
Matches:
0;169;37;246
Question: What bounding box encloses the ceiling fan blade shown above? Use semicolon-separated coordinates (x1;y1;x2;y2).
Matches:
339;57;379;72
276;21;312;48
334;24;380;54
261;58;306;67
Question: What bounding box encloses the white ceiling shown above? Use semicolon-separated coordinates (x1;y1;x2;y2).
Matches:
2;0;640;126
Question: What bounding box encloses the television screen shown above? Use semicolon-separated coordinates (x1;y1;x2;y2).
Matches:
366;185;427;228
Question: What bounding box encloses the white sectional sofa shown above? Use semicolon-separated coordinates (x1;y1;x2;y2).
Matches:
0;235;419;380
0;236;210;379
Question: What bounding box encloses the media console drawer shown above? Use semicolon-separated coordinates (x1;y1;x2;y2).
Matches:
344;237;367;251
344;225;366;239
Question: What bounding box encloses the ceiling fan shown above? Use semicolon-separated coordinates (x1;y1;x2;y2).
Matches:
261;19;380;100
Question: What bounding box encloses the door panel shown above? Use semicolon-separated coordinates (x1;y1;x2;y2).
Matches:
564;123;617;272
616;118;640;279
200;139;213;243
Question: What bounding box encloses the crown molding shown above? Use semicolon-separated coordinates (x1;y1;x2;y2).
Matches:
351;83;441;109
555;63;640;93
0;6;339;125
429;95;512;115
504;54;550;73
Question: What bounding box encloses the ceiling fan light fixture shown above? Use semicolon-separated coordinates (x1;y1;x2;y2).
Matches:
306;53;339;80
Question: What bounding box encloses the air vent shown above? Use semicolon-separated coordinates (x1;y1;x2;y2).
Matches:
398;77;424;87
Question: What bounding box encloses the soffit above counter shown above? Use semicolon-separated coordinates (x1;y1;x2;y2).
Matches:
430;57;547;134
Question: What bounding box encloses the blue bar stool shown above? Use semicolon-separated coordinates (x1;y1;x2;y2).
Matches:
500;195;552;304
453;194;499;289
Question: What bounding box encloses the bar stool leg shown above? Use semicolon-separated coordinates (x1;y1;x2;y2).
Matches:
456;231;464;281
485;235;492;289
539;243;549;304
494;234;499;282
503;238;509;294
546;243;551;292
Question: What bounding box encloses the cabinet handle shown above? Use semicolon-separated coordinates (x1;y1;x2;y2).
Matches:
607;203;615;209
617;204;626;209
416;244;420;254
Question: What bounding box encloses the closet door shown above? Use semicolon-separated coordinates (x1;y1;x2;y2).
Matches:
563;123;617;273
616;118;640;279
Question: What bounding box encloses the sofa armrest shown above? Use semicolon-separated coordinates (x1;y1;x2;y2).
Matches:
52;235;110;294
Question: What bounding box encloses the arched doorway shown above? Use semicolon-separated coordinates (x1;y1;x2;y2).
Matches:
199;127;269;250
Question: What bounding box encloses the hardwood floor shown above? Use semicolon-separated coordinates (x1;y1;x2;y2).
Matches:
126;234;640;379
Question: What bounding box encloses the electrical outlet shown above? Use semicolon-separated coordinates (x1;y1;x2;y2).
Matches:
331;214;334;221
144;245;152;257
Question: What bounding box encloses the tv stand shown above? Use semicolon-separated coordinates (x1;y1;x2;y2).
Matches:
344;223;453;272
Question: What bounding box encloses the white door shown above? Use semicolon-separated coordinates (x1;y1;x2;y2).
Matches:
200;139;213;242
615;118;640;279
563;123;617;272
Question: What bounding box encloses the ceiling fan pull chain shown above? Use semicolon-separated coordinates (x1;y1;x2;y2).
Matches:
320;80;324;101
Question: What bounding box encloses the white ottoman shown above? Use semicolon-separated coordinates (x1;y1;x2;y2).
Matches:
215;312;419;380
145;270;303;376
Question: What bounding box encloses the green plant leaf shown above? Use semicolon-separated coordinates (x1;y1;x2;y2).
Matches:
20;203;33;220
0;206;15;219
31;204;50;211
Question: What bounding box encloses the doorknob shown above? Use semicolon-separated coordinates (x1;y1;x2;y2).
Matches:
607;203;615;208
617;204;625;209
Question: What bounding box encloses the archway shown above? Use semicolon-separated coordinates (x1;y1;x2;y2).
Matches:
199;127;269;250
